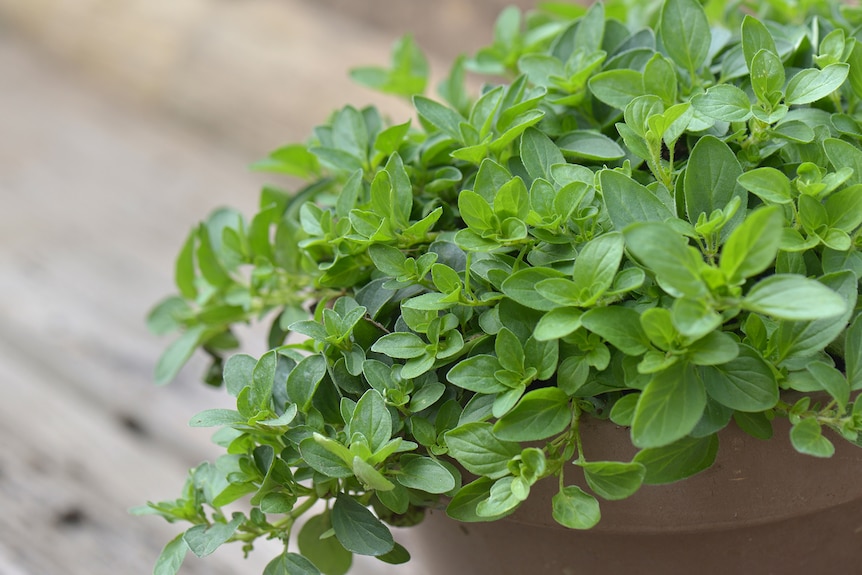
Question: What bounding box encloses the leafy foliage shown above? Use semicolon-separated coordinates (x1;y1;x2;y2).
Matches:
142;0;862;572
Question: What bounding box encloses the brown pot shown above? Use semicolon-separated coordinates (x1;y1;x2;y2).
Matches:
406;417;862;574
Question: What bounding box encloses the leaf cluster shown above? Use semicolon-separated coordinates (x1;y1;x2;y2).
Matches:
144;0;862;572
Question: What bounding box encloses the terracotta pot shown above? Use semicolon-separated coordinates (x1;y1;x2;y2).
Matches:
407;417;862;574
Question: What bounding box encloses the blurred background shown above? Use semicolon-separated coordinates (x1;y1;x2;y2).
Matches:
0;0;545;573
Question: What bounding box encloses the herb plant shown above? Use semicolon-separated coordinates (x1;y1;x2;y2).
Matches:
139;0;862;572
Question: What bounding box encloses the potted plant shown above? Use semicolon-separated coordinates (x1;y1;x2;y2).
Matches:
137;0;862;572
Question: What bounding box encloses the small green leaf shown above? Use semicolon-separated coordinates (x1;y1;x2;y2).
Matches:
300;436;355;478
351;389;392;453
697;345;778;412
806;361;850;410
332;494;394;557
684;136;745;237
737;167;793;204
789;418;835;458
785;64;850;105
174;230;197;299
501;268;565;311
581;306;650;356
741;15;778;71
742;275;846;320
263;552;322;575
846;315;862;391
154;534;188;575
371;332;428;359
397;457;457;493
633;434;719;484
720;206;783;284
579;461;646;500
155;325;207;385
444;422;521;479
447;477;514;522
692;84;752;122
520;127;565;182
659;0;710;74
447;355;507;394
600;170;675;231
534;307;583;341
552;486;601;529
183;512;244;558
624;223;707;298
589;69;645;110
557;131;625;161
493;388;571;441
631;363;706;448
189;409;245;428
297;512;352;575
286;354;327;411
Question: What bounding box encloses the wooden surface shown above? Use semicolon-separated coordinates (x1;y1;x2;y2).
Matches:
0;1;548;572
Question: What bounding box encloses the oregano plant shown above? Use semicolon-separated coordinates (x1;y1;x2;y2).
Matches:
138;0;862;573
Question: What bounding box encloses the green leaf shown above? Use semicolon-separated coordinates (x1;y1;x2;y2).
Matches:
154;534;188;575
300;436;354;478
493;388;571;441
397;457;457;493
659;0;710;74
286;354;327;411
846;315;862;391
495;328;525;373
444;422;521;478
579;461;646;500
741;15;778;71
183;512;244;558
189;409;245;428
750;49;785;106
534;307;583;341
501;267;565;311
742;275;846;320
155;325;207;385
371;332;427;359
350;34;428;97
600;170;675;231
552;486;601;529
447;355;507;394
557;131;625;162
376;542;412;566
737;167;793;204
413;96;464;140
174;230;197;299
223;353;256;397
589;69;645;110
824;138;862;187
692;84;752;122
581;306;650;356
297;512;352;575
686;331;739;366
351;389;392;453
719;206;783;284
773;271;857;363
697;345;778;411
520;127;564;182
447;477;514;522
251;351;277;408
374;120;412;156
631;363;706;448
789;418;835;458
785;64;850;105
332;494;394;557
570;232;625;305
826;184;862;232
684;136;745;236
633;434;719;484
806;361;850;410
624;222;707;298
263;552;322;575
